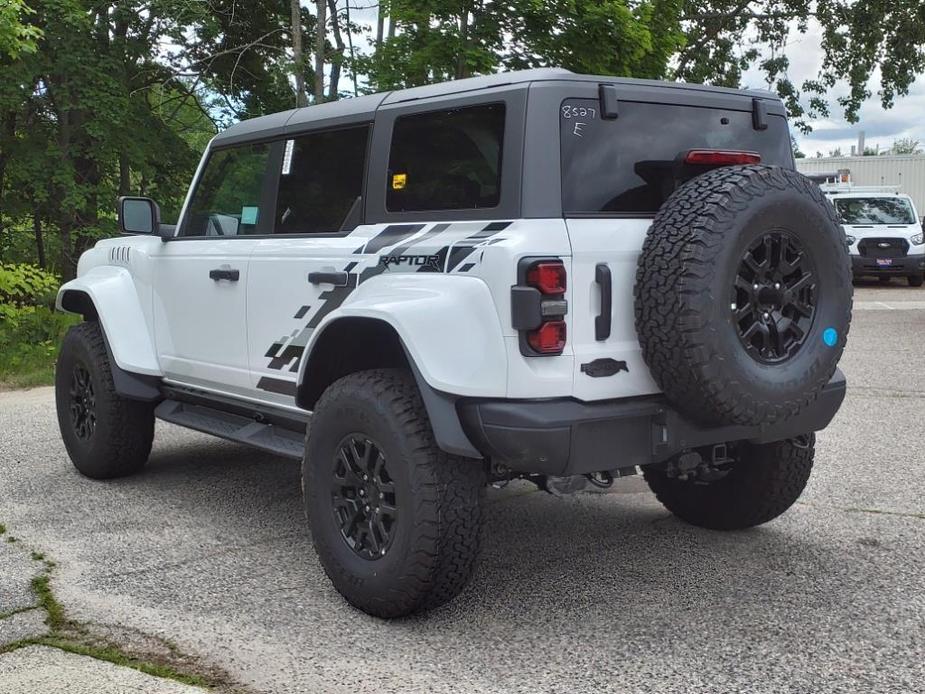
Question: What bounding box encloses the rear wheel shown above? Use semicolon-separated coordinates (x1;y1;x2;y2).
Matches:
303;369;485;618
55;322;155;479
908;275;924;287
643;435;815;530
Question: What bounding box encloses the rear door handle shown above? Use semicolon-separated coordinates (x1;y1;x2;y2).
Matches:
308;271;348;286
209;268;240;282
594;263;612;341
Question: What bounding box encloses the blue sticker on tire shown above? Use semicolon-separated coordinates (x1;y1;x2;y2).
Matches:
823;327;838;347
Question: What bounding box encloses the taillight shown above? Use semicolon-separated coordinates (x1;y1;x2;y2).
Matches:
527;320;567;354
684;149;761;166
512;258;568;356
526;261;566;295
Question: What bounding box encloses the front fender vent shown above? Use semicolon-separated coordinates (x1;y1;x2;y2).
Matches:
109;246;132;265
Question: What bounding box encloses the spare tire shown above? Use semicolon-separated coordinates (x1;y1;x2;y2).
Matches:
634;165;852;427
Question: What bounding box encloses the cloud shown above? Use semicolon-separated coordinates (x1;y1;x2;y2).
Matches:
740;19;925;155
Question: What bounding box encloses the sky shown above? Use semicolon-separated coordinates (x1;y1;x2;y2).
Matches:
740;20;925;157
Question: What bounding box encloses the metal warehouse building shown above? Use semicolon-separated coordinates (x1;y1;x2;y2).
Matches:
796;154;925;213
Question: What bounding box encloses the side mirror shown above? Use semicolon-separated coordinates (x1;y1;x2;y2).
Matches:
118;196;160;235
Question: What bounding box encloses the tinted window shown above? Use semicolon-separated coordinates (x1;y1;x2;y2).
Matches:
560;99;793;215
183;143;271;236
387;103;505;212
276;126;369;234
833;197;915;225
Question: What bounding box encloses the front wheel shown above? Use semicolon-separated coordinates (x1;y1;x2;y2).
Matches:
908;275;924;288
643;435;815;530
55;322;155;479
303;369;485;618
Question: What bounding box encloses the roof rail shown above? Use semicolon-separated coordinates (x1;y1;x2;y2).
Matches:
818;175;902;195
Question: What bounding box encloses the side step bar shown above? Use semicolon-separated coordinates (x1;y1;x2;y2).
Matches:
155;399;305;460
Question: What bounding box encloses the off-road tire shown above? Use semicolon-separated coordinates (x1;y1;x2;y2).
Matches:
643;435;815;530
55;321;155;479
908;275;924;288
634;165;852;427
303;369;485;618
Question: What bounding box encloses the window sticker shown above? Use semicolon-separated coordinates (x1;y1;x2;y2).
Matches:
241;206;259;225
282;139;295;175
391;173;407;190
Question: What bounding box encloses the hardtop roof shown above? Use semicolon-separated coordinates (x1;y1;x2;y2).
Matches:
212;67;781;146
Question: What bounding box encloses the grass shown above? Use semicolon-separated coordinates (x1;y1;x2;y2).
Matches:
0;341;59;389
0;307;76;390
0;530;236;691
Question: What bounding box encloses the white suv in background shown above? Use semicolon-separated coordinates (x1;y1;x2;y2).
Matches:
822;184;925;287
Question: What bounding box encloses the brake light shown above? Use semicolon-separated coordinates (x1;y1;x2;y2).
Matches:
527;321;567;354
684;149;762;166
526;261;566;295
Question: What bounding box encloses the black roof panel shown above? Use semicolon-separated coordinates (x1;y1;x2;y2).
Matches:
212;68;781;145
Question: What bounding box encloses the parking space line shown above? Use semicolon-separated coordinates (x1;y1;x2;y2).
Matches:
853;300;925;310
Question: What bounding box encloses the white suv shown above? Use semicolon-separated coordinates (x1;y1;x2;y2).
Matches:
821;184;925;286
54;69;853;617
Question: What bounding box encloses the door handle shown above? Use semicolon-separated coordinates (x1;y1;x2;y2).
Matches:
594;263;612;341
308;271;348;286
209;268;240;282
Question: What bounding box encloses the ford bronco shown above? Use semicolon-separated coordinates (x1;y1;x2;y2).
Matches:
54;69;852;618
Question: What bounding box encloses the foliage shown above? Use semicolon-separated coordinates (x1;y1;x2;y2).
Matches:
361;0;685;90
0;262;75;388
0;0;41;58
890;137;923;155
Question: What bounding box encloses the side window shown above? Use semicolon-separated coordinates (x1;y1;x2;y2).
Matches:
386;103;505;212
275;125;369;234
182;143;271;237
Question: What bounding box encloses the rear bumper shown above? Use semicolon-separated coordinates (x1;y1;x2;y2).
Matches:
851;253;925;276
458;370;847;476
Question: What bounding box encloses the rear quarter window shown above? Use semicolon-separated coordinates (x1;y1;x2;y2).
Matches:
386;103;505;212
560;99;793;215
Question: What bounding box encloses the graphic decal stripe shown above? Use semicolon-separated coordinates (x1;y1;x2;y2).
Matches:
363;224;425;254
294;305;310;319
256;377;297;397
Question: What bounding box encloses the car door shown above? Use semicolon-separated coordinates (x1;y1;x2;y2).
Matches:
153;140;278;397
246;124;374;407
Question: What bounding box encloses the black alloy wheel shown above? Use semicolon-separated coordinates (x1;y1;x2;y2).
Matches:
733;231;817;364
70;362;97;440
331;434;397;560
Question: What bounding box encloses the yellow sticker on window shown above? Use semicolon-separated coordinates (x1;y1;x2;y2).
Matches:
391;173;407;190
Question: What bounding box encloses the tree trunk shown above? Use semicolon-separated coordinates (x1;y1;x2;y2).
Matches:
32;210;45;269
376;3;385;46
456;7;469;79
291;0;307;107
118;153;130;196
327;0;345;100
0;111;16;250
345;0;359;95
314;0;327;102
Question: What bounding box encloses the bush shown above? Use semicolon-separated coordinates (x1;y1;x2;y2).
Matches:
0;263;76;387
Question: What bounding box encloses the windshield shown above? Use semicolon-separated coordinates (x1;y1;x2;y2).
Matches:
833;197;916;225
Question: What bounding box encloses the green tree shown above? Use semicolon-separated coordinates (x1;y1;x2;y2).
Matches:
0;0;216;277
890;137;922;155
0;0;41;58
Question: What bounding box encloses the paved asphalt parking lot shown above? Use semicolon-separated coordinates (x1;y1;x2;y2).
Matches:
1;282;923;693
